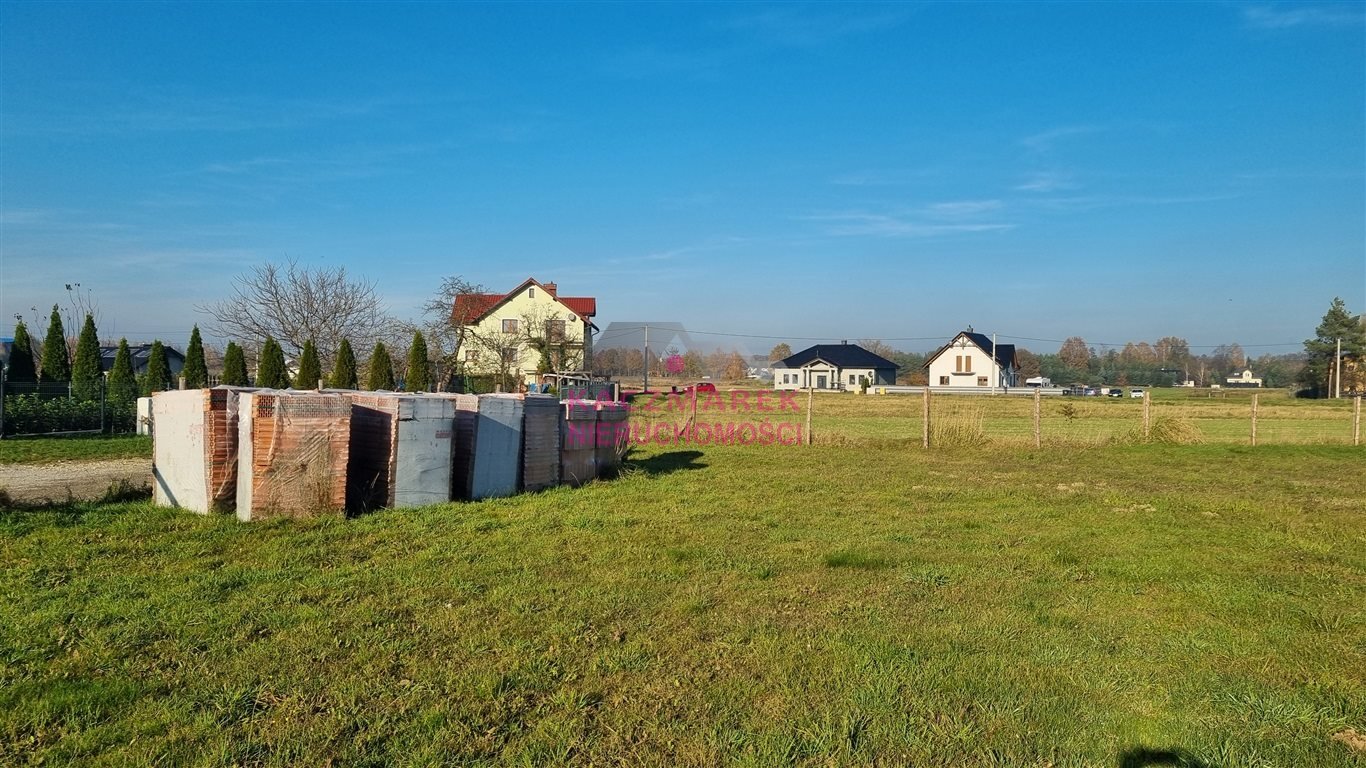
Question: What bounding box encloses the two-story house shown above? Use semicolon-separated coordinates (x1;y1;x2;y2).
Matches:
925;329;1019;390
452;278;597;388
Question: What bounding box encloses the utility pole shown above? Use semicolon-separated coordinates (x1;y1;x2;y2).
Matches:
1335;337;1342;399
642;324;649;394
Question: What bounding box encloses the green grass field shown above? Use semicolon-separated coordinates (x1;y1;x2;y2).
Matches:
0;434;152;465
2;425;1363;765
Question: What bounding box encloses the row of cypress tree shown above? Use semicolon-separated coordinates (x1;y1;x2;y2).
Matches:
7;308;436;395
218;332;431;392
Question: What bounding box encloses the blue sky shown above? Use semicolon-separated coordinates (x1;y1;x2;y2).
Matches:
2;1;1363;355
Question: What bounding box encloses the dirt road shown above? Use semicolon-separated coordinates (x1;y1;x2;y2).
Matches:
0;458;152;504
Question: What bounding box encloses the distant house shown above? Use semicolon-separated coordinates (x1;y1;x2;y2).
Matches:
1225;368;1263;388
99;344;185;378
925;330;1019;389
453;278;597;387
773;342;897;391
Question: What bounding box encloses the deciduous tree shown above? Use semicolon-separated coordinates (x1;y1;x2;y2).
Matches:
1058;336;1090;373
198;259;390;364
768;343;792;361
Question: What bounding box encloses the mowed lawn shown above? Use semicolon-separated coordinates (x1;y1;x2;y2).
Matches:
2;438;1364;765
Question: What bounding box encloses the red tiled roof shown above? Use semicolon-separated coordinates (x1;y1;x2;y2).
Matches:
451;279;597;324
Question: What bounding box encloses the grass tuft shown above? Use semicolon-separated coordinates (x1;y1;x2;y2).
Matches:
824;548;893;570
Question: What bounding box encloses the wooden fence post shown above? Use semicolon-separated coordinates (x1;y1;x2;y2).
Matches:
1250;393;1258;447
922;387;931;449
1033;387;1041;449
805;387;813;446
1354;396;1361;447
1143;390;1151;439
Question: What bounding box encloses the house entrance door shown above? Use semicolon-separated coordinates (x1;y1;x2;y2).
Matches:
816;374;827;389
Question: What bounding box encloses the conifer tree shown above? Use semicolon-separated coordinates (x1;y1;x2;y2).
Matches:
71;314;103;400
256;337;289;389
7;320;37;382
39;304;70;383
404;331;430;392
140;340;173;395
107;338;137;402
366;341;394;390
221;342;249;386
183;325;209;388
329;338;358;389
294;339;322;389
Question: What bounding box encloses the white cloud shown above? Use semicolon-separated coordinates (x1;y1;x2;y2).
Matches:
1243;4;1365;29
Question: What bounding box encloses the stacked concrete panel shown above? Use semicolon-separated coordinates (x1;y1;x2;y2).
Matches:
236;391;351;521
151;387;254;513
519;394;561;492
560;399;598;487
595;401;631;477
344;392;456;512
452;393;524;500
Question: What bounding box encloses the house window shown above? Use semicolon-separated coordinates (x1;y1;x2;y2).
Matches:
502;319;519;334
547;319;566;342
939;376;949;385
528;288;534;299
848;374;856;384
465;350;479;363
977;376;988;386
502;348;519;364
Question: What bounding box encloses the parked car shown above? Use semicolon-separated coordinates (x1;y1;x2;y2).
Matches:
1107;389;1123;398
1130;389;1145;398
685;382;717;394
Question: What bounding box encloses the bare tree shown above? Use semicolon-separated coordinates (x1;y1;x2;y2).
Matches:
398;274;487;388
197;259;390;364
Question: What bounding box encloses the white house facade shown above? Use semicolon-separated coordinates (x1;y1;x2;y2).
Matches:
925;330;1020;390
453;278;597;387
773;343;898;391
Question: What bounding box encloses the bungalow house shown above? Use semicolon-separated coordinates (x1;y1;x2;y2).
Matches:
99;343;186;378
925;329;1019;390
452;278;597;388
773;342;897;391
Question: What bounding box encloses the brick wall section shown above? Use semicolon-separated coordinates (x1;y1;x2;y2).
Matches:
238;392;351;521
344;392;400;511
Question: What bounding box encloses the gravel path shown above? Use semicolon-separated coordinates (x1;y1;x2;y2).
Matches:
0;458;153;504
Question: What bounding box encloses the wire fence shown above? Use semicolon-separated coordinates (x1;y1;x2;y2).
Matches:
0;378;140;437
625;388;1364;448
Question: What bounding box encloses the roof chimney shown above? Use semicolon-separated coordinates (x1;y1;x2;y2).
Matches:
543;281;557;297
841;339;848;345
